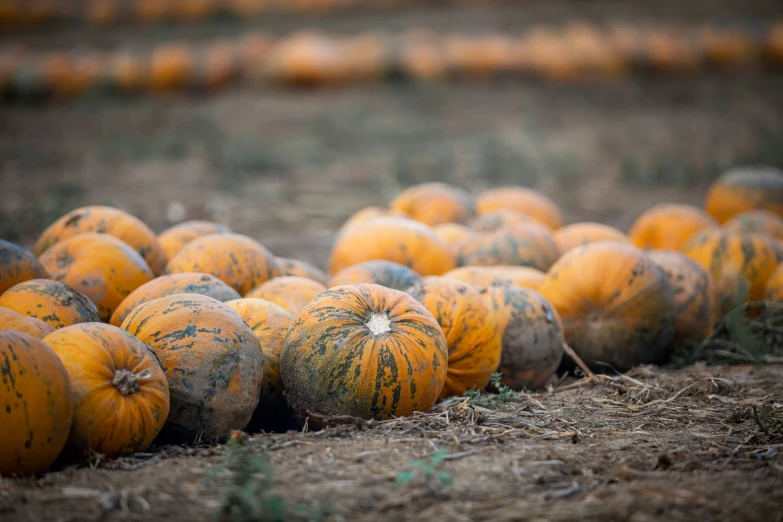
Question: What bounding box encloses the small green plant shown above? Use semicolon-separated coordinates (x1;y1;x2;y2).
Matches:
463;372;520;408
207;435;334;522
396;448;453;489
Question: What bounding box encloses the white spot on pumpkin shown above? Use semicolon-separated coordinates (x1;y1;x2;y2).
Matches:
366;313;391;335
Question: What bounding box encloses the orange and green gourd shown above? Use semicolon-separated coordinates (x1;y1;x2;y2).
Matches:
0;279;101;329
475;187;563;229
0;239;50;295
245;276;326;315
157;220;231;262
389;182;474;226
703;166;783;223
629;203;719;251
328;260;421;291
0;307;54;339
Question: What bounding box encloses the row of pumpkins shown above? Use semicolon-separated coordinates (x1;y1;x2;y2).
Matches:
3;165;783;478
2;24;783;99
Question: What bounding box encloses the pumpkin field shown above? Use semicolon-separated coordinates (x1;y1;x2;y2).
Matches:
2;0;783;521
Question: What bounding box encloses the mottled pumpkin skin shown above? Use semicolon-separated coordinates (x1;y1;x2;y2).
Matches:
0;331;73;477
39;233;155;322
538;242;675;372
280;284;448;420
0;279;101;329
0;240;50;295
683;229;778;317
484;286;564;390
42;323;170;458
554;222;630;255
0;307;54;339
442;266;545;290
245;276;326;315
389;182;475;226
33;206;167;275
471;210;540;232
165;233;279;295
724;210;783;240
649;250;718;345
224;298;294;432
456;223;559;270
329;260;422;291
275;257;329;286
475;187;563;230
158;220;231;262
704;166;783;223
110;272;241;327
766;263;783;301
336;207;408;238
121;294;263;442
329;217;456;276
433;223;472;256
628;204;718;252
407;277;501;399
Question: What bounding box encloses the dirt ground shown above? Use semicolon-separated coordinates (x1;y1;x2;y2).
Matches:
2;1;783;520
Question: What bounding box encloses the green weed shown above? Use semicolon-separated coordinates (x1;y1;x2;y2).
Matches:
396;448;453;489
463;372;521;408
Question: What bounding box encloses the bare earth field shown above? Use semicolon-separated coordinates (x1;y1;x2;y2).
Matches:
1;1;783;520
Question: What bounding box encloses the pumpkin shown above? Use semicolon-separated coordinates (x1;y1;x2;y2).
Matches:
110;272;241;326
194;41;237;91
724;210;783;240
165;233;279;295
39;234;154;322
563;23;625;77
433;223;472;255
406;277;500;398
538;242;675;372
0;239;50;295
265;32;346;85
629;204;719;250
0;279;101;329
643;29;700;71
158;220;231;262
765;23;783;64
107;51;145;92
329;217;455;276
648;250;718;345
0;306;54;339
700;27;754;68
389;182;474;226
42;323;169;458
121;294;263;442
33;205;167;275
134;0;170;22
85;0;117;26
339;32;389;82
275;257;329;286
224;298;293;432
444;35;514;77
703;166;783;223
683;229;778;316
553;222;630;255
766;263;783;301
456;222;559;270
229;0;266;19
0;331;72;477
237;32;274;83
483;286;563;390
329;260;421;291
475;187;563;229
442;265;545;290
148;43;194;92
337;206;407;238
245;276;326;315
471;209;541;232
281;284;447;420
169;0;216;21
398;30;448;81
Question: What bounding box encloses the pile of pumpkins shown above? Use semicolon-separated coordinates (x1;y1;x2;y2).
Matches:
3;164;783;478
2;23;783;100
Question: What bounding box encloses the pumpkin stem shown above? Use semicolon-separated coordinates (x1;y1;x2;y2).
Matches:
112;369;148;396
366;313;391;335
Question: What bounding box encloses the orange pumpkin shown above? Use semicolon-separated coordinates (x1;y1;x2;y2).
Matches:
398;30;448;81
476;187;563;229
456;222;559;270
33;205;167;275
194;41;237;91
553;222;630;255
275;257;329;286
107;51;145;92
237;32;275;83
538;242;675;372
121;294;263;442
0;279;101;329
433;223;472;255
629;204;718;250
39;234;154;322
483;286;563;390
337;206;407;238
42;323;169;458
158;220;231;262
134;0;170;22
765;23;783;64
766;263;783;301
224;298;293;432
85;0;117;26
724;210;783;240
471;209;541;232
700;27;754;68
0;331;72;477
169;0;216;22
329;217;456;276
281;284;447;419
389;182;474;226
165;233;279;295
442;265;545;290
245;276;326;315
148;43;194;92
648;250;718;345
329;260;421;291
110;272;241;326
444;35;514;77
0;239;50;295
0;306;54;339
264;32;346;85
683;229;778;316
339;32;389;82
229;0;267;19
704;166;783;223
643;29;701;72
